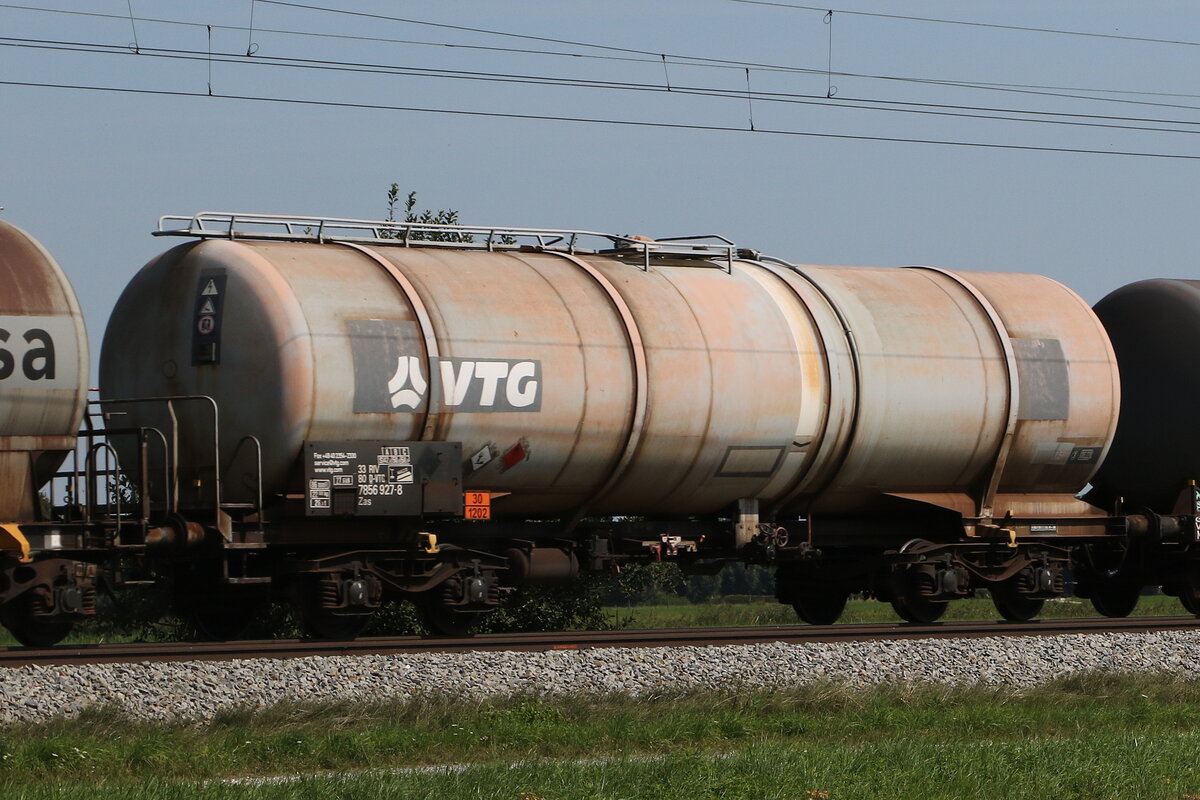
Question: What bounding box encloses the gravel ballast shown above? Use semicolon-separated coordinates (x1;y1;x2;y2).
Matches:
2;630;1198;724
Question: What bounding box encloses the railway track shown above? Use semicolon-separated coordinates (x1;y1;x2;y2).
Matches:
2;615;1197;667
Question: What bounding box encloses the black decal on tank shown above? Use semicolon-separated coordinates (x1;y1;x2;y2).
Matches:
348;320;542;414
348;319;425;413
192;271;226;366
1012;337;1070;421
1067;445;1102;464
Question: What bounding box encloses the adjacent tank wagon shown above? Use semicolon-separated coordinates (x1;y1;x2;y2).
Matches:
0;220;93;645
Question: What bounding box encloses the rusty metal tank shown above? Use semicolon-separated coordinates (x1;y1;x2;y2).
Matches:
764;264;1119;519
98;214;1118;521
1088;279;1200;511
0;220;89;521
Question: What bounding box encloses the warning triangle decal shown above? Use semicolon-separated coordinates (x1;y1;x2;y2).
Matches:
201;279;220;296
199;298;216;314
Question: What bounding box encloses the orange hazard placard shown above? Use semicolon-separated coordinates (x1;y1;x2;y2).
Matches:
464;491;491;520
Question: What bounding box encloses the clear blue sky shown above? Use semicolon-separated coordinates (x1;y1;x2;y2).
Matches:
3;0;1198;380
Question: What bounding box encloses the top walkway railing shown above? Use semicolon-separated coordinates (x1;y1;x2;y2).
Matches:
156;212;741;270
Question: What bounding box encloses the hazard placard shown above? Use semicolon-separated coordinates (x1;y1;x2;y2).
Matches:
464;491;491;520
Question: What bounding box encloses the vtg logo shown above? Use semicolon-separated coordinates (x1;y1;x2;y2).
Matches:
387;356;427;410
347;319;541;414
385;356;541;413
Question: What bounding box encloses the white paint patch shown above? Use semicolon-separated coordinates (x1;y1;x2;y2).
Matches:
216;752;732;787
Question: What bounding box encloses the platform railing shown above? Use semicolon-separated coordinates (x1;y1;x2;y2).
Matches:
54;395;264;541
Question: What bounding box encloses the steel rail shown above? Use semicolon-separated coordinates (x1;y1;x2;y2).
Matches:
2;616;1198;667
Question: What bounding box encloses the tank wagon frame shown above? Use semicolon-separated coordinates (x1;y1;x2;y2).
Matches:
4;212;1200;644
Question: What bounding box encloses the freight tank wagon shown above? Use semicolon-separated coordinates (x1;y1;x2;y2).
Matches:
89;211;1191;639
0;220;93;646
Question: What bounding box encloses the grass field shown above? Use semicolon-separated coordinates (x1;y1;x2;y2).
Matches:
3;674;1200;798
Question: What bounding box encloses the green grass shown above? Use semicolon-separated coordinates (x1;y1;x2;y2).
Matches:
612;593;1190;628
5;674;1200;797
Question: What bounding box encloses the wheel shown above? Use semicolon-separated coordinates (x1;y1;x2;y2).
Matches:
1090;583;1141;618
891;594;947;624
889;539;949;624
1169;571;1200;616
1180;587;1200;616
991;582;1044;622
0;596;73;647
792;591;848;625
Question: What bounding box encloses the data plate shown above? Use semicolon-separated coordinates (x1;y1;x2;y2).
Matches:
303;441;462;517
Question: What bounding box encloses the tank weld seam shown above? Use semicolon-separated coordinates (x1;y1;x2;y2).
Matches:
544;251;648;532
333;241;441;442
906;266;1019;523
755;257;863;517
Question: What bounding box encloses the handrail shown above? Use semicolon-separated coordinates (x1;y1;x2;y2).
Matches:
227;435;264;529
142;426;172;517
83;442;122;530
95;395;222;518
154;211;739;266
61;425;171;524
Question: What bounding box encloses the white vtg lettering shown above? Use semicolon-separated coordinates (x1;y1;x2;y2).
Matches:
0;328;56;381
438;359;539;408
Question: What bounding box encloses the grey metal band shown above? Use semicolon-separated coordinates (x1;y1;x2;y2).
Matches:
543;250;649;529
335;242;442;442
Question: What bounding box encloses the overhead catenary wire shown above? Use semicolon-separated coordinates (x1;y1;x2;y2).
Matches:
245;0;258;56
206;24;213;95
824;10;836;98
7;2;1200;159
0;2;817;74
7;35;1200;139
5;2;1200;116
6;77;1200;162
726;0;1200;49
123;0;138;53
744;68;755;130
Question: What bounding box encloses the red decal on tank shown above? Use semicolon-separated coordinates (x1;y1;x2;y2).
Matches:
501;441;528;471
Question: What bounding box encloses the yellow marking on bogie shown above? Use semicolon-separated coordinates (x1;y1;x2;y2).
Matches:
0;523;31;563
